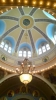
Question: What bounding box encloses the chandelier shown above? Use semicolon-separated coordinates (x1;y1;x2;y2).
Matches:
16;25;36;85
16;58;35;85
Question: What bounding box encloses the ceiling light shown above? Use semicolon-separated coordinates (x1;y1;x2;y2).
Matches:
18;0;21;2
1;11;3;13
47;1;50;6
11;0;13;2
38;8;40;9
16;58;35;85
24;0;28;3
16;6;18;8
53;3;56;7
6;9;8;11
11;7;13;9
39;1;43;5
19;74;32;85
32;1;36;5
2;0;6;3
22;6;23;8
52;13;54;15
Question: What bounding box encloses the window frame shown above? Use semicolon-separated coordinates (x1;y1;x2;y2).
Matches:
0;41;12;54
38;43;50;55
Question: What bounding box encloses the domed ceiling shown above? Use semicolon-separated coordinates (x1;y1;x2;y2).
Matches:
0;7;56;72
0;1;56;99
0;7;56;49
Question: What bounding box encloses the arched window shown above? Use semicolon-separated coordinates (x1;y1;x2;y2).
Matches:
38;43;50;55
46;24;56;45
0;41;12;53
19;51;22;57
18;48;31;58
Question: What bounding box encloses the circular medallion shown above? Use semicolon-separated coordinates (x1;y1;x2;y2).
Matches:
19;15;34;29
42;56;49;62
1;55;7;61
23;19;30;26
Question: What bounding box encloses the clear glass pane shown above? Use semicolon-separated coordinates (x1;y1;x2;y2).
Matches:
0;45;4;48
28;51;31;55
5;44;8;48
39;51;42;55
42;46;46;53
23;54;26;57
47;47;50;50
42;49;46;53
19;51;22;57
8;50;11;53
46;44;49;48
23;51;26;54
28;54;31;57
19;53;22;57
8;47;11;50
39;48;42;52
28;51;31;58
46;44;50;50
19;51;22;54
23;51;26;57
4;47;7;51
42;46;45;50
1;41;4;45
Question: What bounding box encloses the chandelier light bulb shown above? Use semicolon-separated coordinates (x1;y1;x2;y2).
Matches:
19;74;32;85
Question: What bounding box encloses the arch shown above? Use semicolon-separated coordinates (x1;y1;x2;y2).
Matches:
4;36;16;51
0;20;6;35
0;74;56;95
46;24;56;44
43;10;56;20
0;10;10;16
18;43;32;51
35;38;47;52
13;94;35;100
34;74;56;94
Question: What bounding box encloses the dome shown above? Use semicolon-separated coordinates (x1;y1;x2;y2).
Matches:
0;1;56;99
0;7;56;65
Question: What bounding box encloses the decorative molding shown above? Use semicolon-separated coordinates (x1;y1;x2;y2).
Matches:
35;19;56;24
0;25;19;42
29;8;37;16
33;26;52;43
0;0;56;11
18;7;24;15
28;30;35;52
0;16;19;21
15;30;25;52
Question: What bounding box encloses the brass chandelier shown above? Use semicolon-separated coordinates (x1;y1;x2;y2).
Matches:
16;58;35;85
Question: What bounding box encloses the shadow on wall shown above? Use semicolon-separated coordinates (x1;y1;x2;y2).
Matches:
49;73;56;84
43;68;56;84
51;95;56;100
